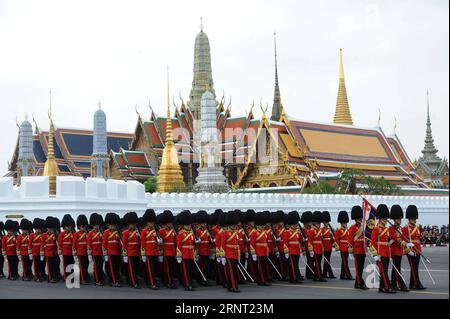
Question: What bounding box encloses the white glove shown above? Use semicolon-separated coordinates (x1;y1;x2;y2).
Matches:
74;256;78;263
104;256;109;262
221;257;226;265
349;254;354;261
123;256;128;263
407;243;414;248
142;256;147;263
195;255;200;262
275;252;280;258
216;257;221;263
245;252;249;259
252;254;257;262
176;257;182;264
212;239;216;243
310;252;315;258
158;256;164;263
29;254;33;261
157;238;163;244
285;253;289;259
373;255;380;262
40;256;44;262
195;239;201;244
88;255;93;263
408;251;415;256
275;238;281;243
332;248;337;252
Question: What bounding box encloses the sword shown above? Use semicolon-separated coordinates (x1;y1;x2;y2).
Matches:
238;261;255;283
193;259;207;282
365;253;381;278
267;256;283;279
420;256;435;285
390;261;407;285
322;255;339;274
236;263;247;281
300;253;316;276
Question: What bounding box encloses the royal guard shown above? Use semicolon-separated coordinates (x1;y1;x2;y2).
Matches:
348;206;368;289
88;213;105;286
274;211;289;281
370;204;396;293
334;211;353;280
17;219;33;281
301;211;315;280
207;212;218;282
250;212;271;286
73;214;90;285
41;217;59;283
141;209;161;290
122;212;142;289
0;221;5;279
212;210;227;287
29;219;46;281
176;210;196;291
389;205;410;291
282;211;303;284
264;212;276;282
195;210;213;284
402;205;426;290
236;211;249;284
307;211;326;282
2;220;19;280
221;211;241;293
242;210;258;282
58;214;75;280
321;211;336;279
102;213;122;287
157;210;178;289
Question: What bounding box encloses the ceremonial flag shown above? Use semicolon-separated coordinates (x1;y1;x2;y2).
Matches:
362;198;377;248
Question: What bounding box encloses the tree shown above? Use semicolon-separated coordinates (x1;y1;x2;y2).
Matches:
303;181;339;194
144;177;158;193
362;176;402;195
335;169;365;194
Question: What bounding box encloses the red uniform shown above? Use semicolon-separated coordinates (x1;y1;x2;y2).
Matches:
87;230;103;256
102;229;122;256
348;224;365;254
265;228;276;254
122;229;141;257
370;224;392;258
321;227;335;252
307;226;323;254
57;231;73;255
402;224;422;254
250;228;268;257
221;229;240;260
159;227;176;257
40;233;57;257
2;235;17;256
29;233;42;256
275;226;287;255
176;229;195;260
282;228;302;255
237;228;247;255
16;234;30;256
388;225;405;257
72;231;88;256
141;227;160;256
334;226;350;253
196;227;212;256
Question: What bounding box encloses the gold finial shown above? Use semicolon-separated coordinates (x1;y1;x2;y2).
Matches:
44;90;58;195
333;48;353;125
48;90;52;120
166;65;174;143
339;48;344;79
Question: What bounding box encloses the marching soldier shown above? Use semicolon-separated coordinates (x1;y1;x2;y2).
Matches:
158;210;178;289
73;214;90;285
30;219;46;281
282;211;303;284
370;204;396;293
88;213;105;286
402;205;426;290
41;217;59;283
17;219;33;281
321;211;336;279
389;205;410;291
2;220;19;280
212;210;227;287
274;211;289;281
307;211;326;282
58;214;75;280
334;211;353;280
122;212;142;289
102;213;122;287
141;209;161;290
348;206;368;289
176;210;196;291
242;210;258;282
0;221;4;279
194;210;213;284
301;211;315;280
250;212;271;286
221;211;241;293
264;212;276;282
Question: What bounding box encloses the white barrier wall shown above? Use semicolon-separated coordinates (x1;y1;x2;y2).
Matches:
0;176;448;227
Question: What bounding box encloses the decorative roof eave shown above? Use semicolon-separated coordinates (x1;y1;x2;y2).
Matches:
129;115;145;150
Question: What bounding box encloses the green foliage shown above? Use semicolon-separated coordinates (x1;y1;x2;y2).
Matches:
361;176;402;195
335;169;365;195
144;177;158;193
303;181;339;194
170;184;189;193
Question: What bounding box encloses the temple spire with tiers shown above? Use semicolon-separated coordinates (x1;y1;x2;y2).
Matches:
333;49;353;126
271;32;283;122
156;67;185;193
421;90;439;160
187;18;215;119
43;91;59;195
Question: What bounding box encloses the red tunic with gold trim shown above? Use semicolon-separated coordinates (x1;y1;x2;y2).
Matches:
307;226;323;254
101;229;122;256
159;227;176;257
334;226;350;253
250;228;268;257
141;227;159;256
265;228;276;254
57;231;73;255
321;227;335;252
275;226;287;255
402;224;422;254
122;229;141;257
87;230;103;256
29;233;42;256
2;234;17;256
72;231;88;256
281;228;302;255
16;233;30;256
348;224;365;254
196;227;211;256
388;225;405;257
370;224;392;258
222;229;240;260
176;229;195;260
40;232;57;257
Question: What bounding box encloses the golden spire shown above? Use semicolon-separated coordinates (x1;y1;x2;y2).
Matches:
43;90;59;195
333;49;353;126
156;66;185;193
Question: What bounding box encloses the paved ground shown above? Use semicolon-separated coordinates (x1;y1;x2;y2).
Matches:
0;247;448;299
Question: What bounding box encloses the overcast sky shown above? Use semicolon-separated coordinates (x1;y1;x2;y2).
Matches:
0;0;448;175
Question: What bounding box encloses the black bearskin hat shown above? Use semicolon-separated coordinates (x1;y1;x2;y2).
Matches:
389;205;404;220
337;211;349;223
196;210;209;224
351;206;363;220
406;205;419;219
322;211;331;223
177;210;192;226
286;211;300;225
62;214;75;228
312;211;323;223
105;213;120;225
76;214;89;228
5;220;15;231
301;211;312;224
20;218;32;230
126;212;139;225
376;204;390;219
143;209;156;223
